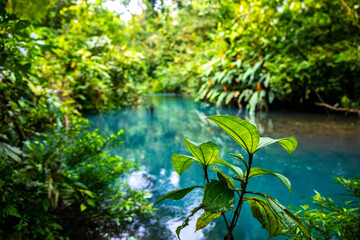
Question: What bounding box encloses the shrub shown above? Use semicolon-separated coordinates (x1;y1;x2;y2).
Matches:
0;120;152;239
291;177;360;239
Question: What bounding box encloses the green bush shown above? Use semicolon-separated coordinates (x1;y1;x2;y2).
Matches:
0;120;152;239
290;177;360;239
196;0;360;112
0;4;151;238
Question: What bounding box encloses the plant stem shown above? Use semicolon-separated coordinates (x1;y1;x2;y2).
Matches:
225;153;253;240
203;165;209;182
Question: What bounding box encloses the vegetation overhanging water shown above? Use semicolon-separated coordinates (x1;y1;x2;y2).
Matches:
87;95;360;239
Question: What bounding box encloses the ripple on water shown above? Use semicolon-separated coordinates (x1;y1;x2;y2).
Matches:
128;170;155;191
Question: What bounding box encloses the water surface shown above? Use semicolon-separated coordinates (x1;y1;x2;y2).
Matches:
87;95;360;240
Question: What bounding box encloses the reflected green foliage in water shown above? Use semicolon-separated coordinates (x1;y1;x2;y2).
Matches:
87;95;360;239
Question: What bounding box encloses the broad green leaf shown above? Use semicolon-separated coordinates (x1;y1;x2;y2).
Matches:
247;92;259;113
153;185;203;207
242;67;253;82
172;154;198;176
209;90;220;101
176;204;203;239
264;195;312;239
216;92;228;106
207;115;259;154
7;205;21;218
203;181;235;212
225;92;235;104
245;197;283;238
211;165;236;189
184;139;219;165
247;167;292;194
256;137;297;154
196;211;222;231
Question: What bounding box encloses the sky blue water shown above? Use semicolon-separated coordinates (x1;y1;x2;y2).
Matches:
87;95;360;240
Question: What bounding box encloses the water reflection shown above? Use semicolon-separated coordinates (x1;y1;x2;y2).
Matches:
87;95;360;239
128;170;155;191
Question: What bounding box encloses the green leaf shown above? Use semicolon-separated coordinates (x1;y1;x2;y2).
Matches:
86;199;95;207
268;91;275;104
247;91;259;113
176;204;203;239
5;144;22;155
251;61;263;81
0;142;22;161
231;153;248;168
211;165;236;189
256;137;297;154
212;157;243;179
203;181;235;212
242;67;253;82
264;195;312;239
153;185;203;207
247;167;292;194
231;153;244;161
80;204;87;212
15;20;29;31
216;92;227;106
7;205;21;218
184;139;219;165
207;115;259;154
245;197;283;238
225;92;235;104
172;154;197;176
196;211;222;231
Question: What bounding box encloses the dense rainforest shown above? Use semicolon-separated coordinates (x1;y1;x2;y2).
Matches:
0;0;359;239
3;0;359;113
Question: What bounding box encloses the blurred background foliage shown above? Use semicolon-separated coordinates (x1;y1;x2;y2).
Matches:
3;0;359;113
1;0;151;238
137;0;360;113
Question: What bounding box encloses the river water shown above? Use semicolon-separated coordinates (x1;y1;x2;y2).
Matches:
87;94;360;240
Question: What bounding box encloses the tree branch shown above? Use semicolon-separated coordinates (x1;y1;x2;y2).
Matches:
315;102;360;115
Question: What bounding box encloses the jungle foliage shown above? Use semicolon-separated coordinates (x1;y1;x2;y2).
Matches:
139;0;360;113
0;1;151;238
4;0;147;113
3;0;360;113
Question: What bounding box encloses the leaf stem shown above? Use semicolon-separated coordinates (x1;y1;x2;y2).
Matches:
203;165;210;183
225;153;253;240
